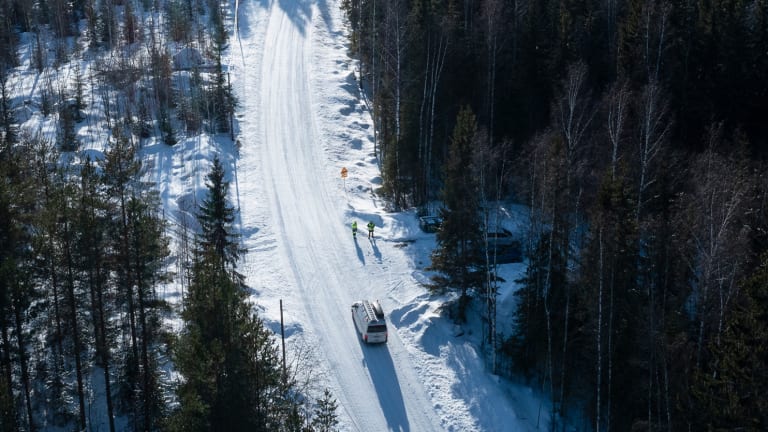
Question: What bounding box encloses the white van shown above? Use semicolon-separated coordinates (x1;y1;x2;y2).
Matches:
351;300;388;344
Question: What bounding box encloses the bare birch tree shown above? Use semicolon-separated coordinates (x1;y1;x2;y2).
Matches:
634;80;671;430
553;62;595;418
643;0;671;83
474;134;512;371
680;124;751;370
606;81;630;180
381;0;408;205
480;0;505;146
418;30;449;202
636;81;669;223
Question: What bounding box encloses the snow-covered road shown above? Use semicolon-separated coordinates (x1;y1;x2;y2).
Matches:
231;0;443;430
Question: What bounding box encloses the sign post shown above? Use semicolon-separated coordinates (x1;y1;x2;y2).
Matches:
341;167;348;191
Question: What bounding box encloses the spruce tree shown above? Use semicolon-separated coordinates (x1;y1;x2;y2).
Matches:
126;194;169;431
0;71;16;146
429;107;485;319
57;93;78;152
197;156;243;273
172;157;291;431
312;388;340;432
691;253;768;430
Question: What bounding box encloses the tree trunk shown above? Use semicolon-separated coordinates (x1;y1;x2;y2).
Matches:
596;227;604;432
0;323;16;430
606;265;615;430
606;82;628;180
133;225;153;432
426;35;448;201
13;289;34;431
417;31;449;204
64;219;87;430
636;82;669;223
98;283;116;432
544;204;556;425
84;200;116;432
48;229;65;364
120;192;139;366
418;40;430;203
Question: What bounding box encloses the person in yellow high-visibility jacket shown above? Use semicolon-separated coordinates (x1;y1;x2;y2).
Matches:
351;221;358;238
367;221;375;239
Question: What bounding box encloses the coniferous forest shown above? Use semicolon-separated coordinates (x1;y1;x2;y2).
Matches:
0;0;767;430
0;0;341;430
345;0;767;430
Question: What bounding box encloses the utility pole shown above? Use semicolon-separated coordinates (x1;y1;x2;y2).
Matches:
280;299;286;383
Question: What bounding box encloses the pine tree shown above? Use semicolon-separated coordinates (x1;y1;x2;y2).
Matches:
59;176;87;430
102;127;143;407
101;126;169;429
77;157;116;432
0;139;34;431
126;193;169;431
23;134;67;424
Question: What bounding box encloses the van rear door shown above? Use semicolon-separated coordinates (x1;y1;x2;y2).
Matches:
365;323;387;343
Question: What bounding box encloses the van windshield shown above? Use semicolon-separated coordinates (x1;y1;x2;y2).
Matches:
367;325;387;333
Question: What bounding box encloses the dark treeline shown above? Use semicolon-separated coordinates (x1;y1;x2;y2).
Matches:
0;0;339;430
346;0;768;430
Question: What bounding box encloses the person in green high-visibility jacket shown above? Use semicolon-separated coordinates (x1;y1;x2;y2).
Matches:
352;221;358;238
367;221;375;239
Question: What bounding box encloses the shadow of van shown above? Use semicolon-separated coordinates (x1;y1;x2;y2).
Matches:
357;335;410;431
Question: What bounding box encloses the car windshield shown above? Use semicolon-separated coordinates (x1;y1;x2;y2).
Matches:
367;325;387;333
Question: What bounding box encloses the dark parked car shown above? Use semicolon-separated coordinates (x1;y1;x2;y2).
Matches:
484;229;522;263
419;216;443;233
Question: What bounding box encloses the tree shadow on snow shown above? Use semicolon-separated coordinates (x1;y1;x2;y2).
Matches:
277;0;312;36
